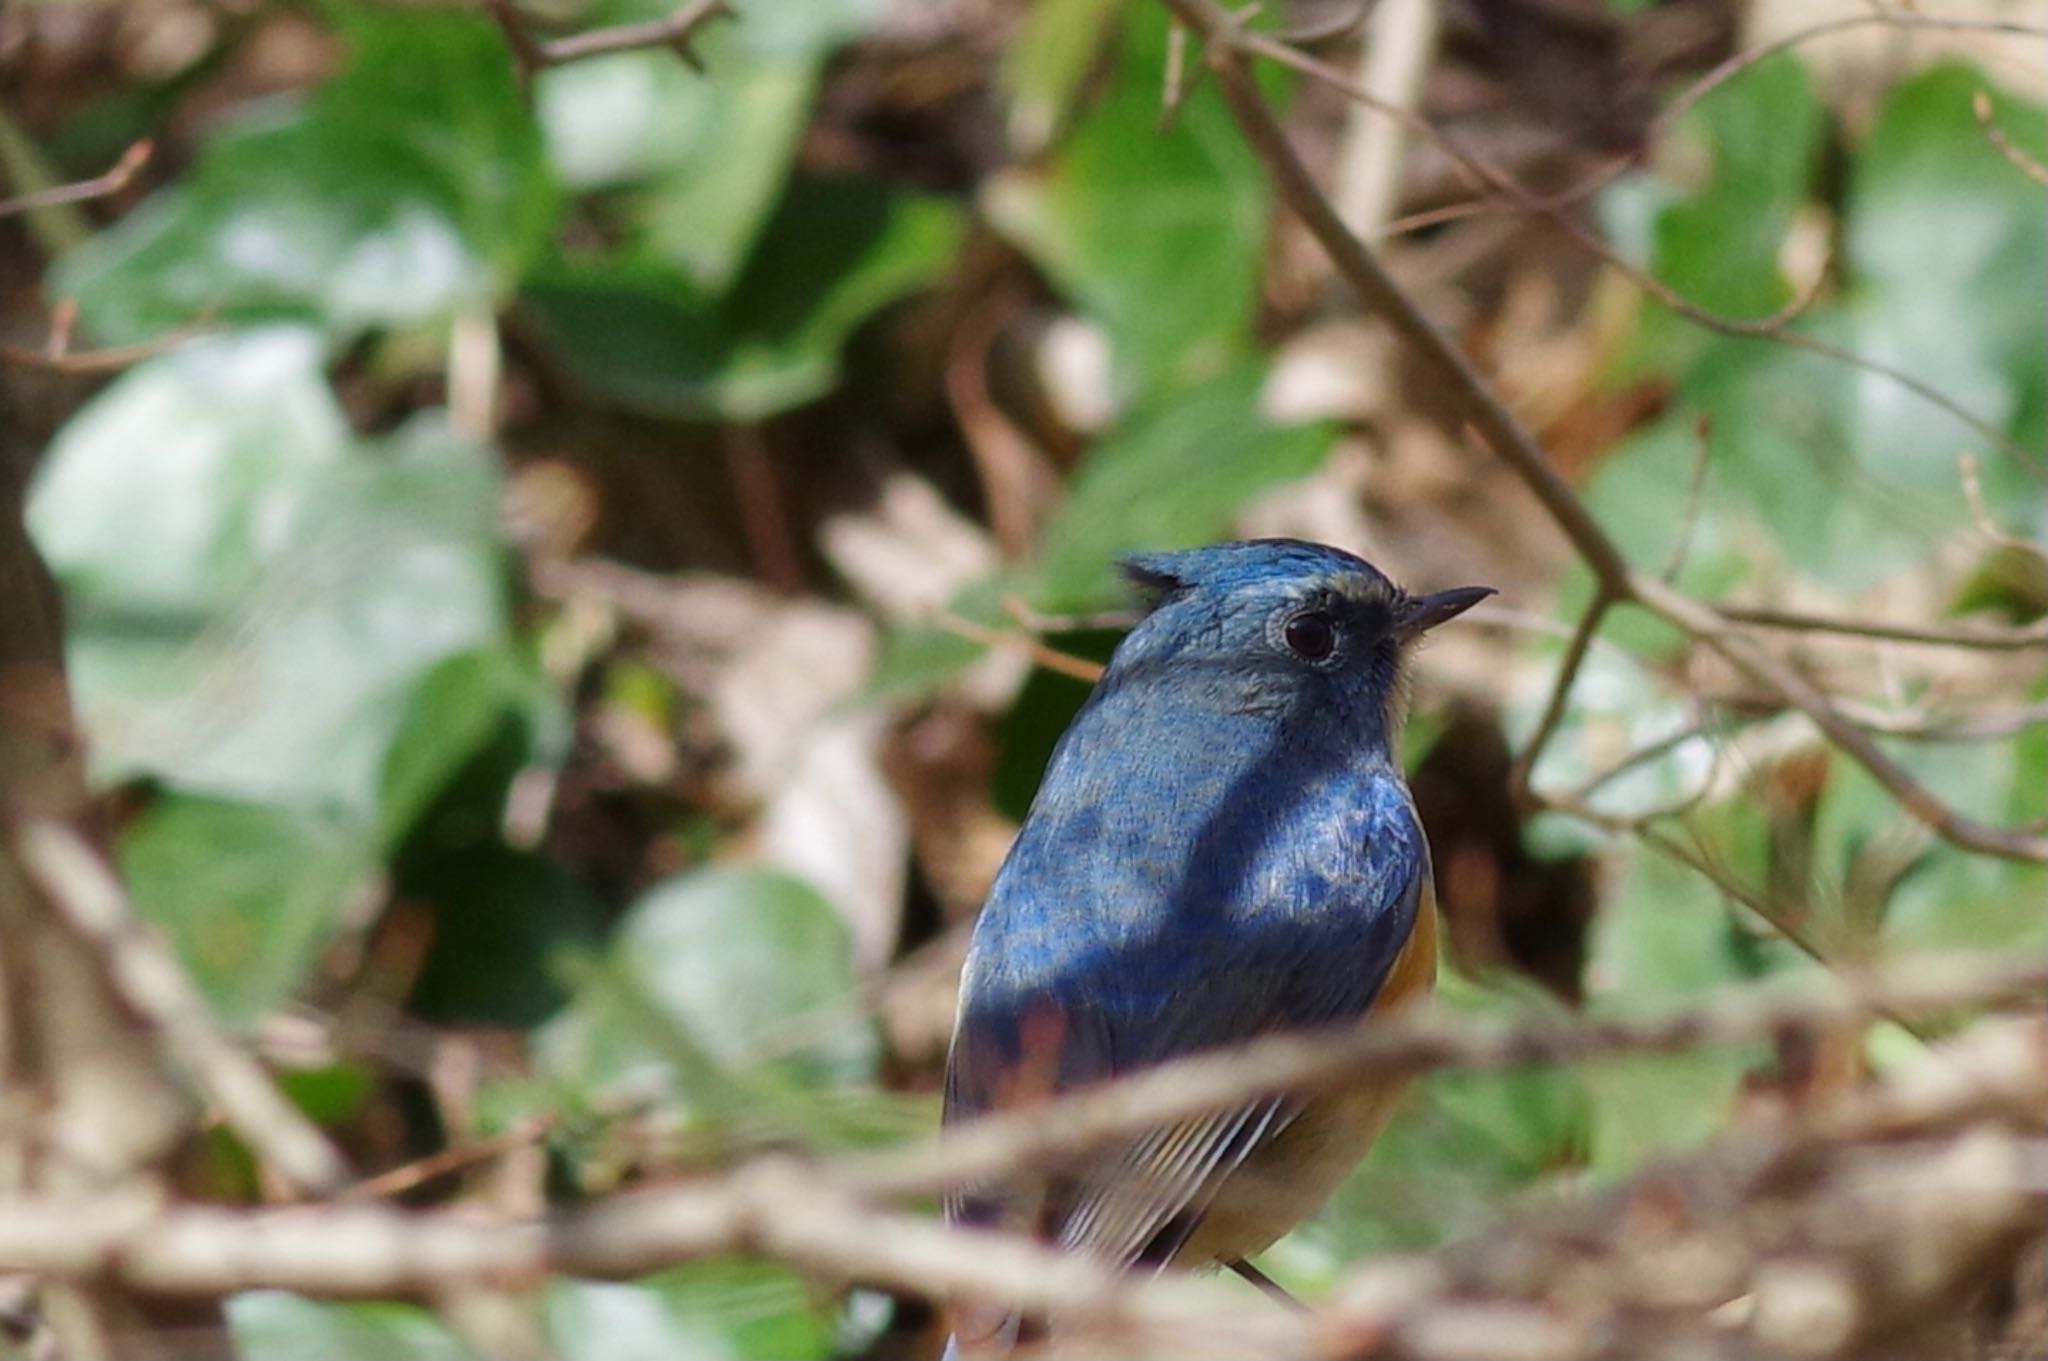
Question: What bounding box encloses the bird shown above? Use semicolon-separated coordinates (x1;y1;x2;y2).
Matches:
940;538;1492;1355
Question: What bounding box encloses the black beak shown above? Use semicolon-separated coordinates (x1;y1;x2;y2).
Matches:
1396;585;1495;641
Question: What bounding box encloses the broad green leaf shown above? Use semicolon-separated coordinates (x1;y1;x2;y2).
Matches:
55;13;554;345
378;646;554;848
538;39;818;293
229;1294;470;1361
985;6;1273;394
1032;364;1334;609
546;1261;831;1361
537;866;876;1121
525;176;965;419
119;797;375;1025
1840;64;2047;514
28;328;510;816
1600;61;2047;589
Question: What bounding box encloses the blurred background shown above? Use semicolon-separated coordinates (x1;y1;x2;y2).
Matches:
0;0;2043;1356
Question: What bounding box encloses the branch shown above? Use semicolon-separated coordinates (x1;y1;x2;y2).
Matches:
484;0;735;86
0;138;151;220
851;949;2043;1203
1711;603;2048;651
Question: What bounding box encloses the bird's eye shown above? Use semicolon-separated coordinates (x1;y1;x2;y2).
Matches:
1281;610;1338;662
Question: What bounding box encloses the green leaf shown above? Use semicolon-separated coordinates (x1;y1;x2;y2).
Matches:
119;797;375;1026
525;176;965;419
985;6;1272;394
537;867;876;1119
378;647;548;849
545;1261;831;1361
229;1294;470;1361
1031;364;1333;609
404;843;606;1029
1599;62;2047;590
538;40;818;293
998;0;1123;151
1840;64;2048;513
1578;831;1779;1174
54;12;554;344
27;328;510;817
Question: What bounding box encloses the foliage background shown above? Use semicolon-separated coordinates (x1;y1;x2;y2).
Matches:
0;0;2043;1356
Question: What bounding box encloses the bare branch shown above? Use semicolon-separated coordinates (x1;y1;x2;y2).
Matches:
1508;589;1613;810
0;139;151;220
484;0;736;87
1713;603;2048;651
1973;89;2048;188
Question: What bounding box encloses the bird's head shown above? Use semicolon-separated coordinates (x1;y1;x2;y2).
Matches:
1106;538;1492;751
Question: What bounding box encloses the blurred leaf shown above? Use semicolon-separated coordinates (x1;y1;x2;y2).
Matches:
538;41;817;292
119;797;374;1026
1580;831;1774;1174
1841;65;2048;510
378;647;551;848
1601;62;2047;590
277;1063;376;1126
545;1261;831;1361
405;843;607;1028
1633;53;1824;367
525;176;965;419
56;13;554;344
998;0;1122;151
538;867;876;1119
985;6;1272;393
28;328;510;817
229;1293;470;1361
1032;364;1333;609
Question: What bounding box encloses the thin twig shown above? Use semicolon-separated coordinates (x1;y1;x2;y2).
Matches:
1509;589;1614;809
1972;89;2048;188
0;138;151;220
1662;413;1714;582
484;0;735;87
1713;603;2048;651
934;609;1106;683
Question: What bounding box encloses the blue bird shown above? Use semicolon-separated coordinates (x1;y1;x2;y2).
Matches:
941;539;1491;1354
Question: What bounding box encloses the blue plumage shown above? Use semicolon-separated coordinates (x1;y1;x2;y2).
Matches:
942;538;1490;1349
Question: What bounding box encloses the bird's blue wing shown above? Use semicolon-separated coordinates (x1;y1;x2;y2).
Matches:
944;762;1429;1268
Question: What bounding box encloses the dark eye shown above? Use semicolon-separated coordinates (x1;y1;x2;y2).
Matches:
1281;610;1338;662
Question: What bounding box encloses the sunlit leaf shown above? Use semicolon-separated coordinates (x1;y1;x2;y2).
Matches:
985;6;1272;394
28;328;510;816
56;13;554;344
